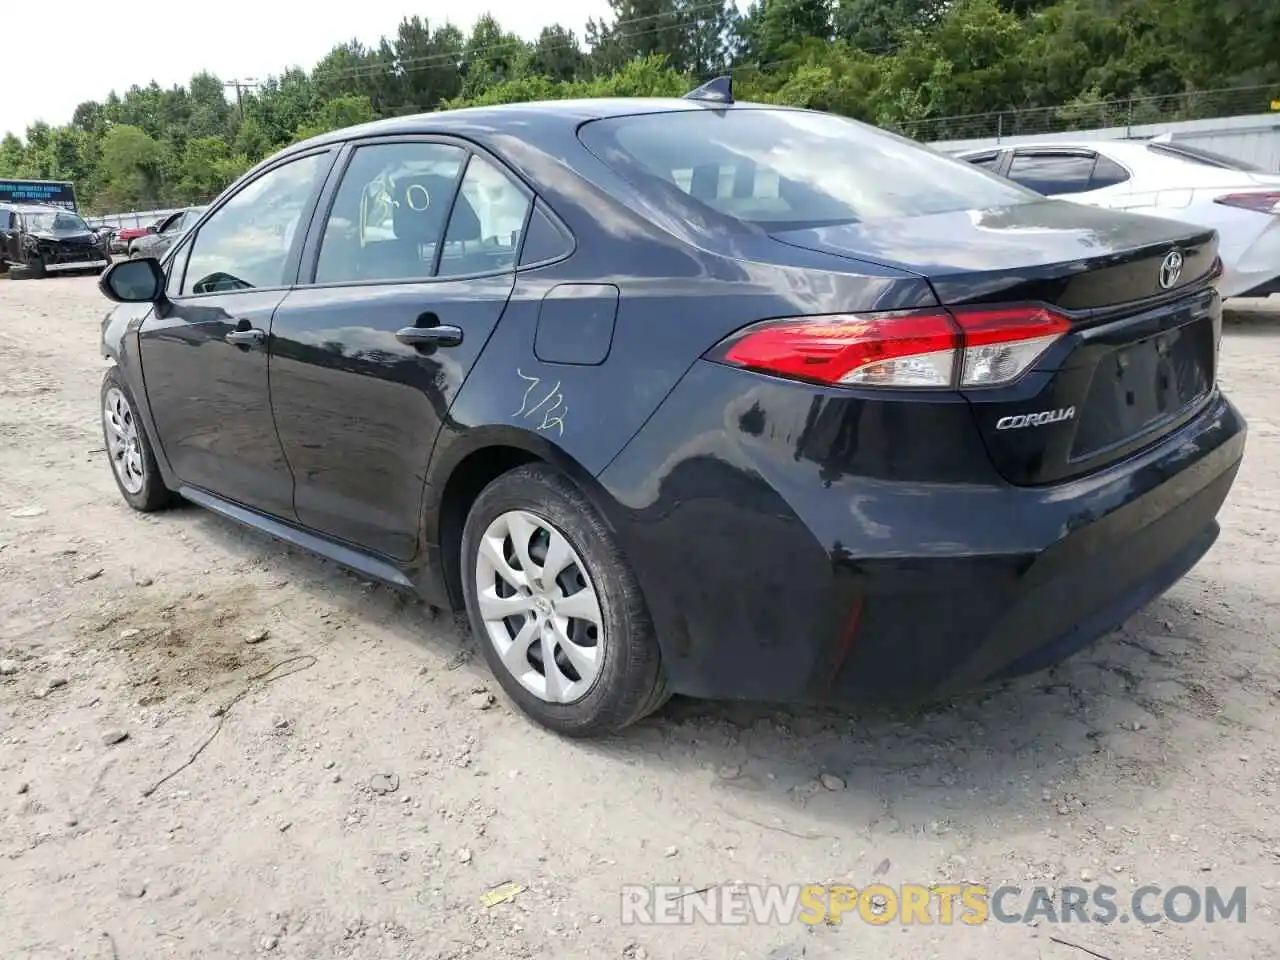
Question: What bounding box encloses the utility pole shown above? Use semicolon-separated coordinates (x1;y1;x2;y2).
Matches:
223;78;259;121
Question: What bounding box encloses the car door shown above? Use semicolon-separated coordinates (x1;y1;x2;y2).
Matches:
269;137;533;560
150;211;187;256
0;209;19;263
138;148;335;520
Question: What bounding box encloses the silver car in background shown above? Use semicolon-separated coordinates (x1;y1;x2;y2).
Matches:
129;206;207;260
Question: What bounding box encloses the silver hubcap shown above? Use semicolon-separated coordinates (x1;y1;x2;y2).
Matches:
103;386;145;495
475;510;604;704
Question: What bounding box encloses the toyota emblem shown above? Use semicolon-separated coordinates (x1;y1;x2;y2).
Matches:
1159;250;1184;290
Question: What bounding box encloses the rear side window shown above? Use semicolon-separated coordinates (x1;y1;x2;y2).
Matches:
1090;155;1131;189
436;155;531;278
579;109;1037;230
964;152;1002;171
519;201;573;267
1006;153;1097;195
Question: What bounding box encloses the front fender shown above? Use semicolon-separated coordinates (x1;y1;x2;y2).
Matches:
100;301;179;489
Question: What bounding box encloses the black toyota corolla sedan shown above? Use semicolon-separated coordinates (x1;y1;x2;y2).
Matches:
97;80;1247;736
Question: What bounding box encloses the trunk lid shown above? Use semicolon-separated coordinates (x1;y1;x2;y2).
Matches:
771;199;1222;486
769;199;1217;309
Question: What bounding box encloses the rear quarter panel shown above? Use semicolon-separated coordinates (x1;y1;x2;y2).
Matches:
425;143;938;543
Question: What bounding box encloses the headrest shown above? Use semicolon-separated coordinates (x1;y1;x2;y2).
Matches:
390;173;481;244
690;164;720;201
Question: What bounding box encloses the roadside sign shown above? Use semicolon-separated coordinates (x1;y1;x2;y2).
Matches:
0;179;79;210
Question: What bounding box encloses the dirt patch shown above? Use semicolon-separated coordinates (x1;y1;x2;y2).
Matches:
83;584;277;706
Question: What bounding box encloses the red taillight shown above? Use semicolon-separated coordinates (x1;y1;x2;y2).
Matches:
718;310;959;388
1213;191;1280;215
710;305;1071;390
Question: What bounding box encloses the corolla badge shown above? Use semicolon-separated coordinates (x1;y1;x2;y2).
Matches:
1159;250;1184;290
995;407;1076;430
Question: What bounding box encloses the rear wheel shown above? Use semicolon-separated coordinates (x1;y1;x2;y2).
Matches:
460;464;667;737
101;367;173;512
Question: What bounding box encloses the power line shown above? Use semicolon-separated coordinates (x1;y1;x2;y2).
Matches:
223;79;260;120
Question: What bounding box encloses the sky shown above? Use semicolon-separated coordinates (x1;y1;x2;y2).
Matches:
2;0;614;138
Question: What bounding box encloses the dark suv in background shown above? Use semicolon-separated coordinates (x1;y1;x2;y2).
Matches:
0;202;112;278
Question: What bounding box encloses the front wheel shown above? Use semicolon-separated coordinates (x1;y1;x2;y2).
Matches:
101;367;174;512
460;464;667;737
11;255;46;280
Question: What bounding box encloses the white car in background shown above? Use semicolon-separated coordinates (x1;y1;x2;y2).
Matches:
955;137;1280;299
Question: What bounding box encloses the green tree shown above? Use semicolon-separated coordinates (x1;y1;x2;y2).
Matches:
529;25;588;82
458;15;528;100
176;137;249;200
2;2;1277;214
99;124;164;209
294;95;378;141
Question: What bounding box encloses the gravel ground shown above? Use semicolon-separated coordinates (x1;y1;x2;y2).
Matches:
1;276;1279;960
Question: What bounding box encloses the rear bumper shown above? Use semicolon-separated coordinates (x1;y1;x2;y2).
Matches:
1234;277;1280;299
599;363;1247;706
1219;213;1280;299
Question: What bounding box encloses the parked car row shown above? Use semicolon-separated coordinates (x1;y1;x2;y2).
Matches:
127;206;207;259
954;136;1280;299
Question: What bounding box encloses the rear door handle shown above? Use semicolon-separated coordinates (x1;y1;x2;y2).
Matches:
225;327;266;345
395;324;464;348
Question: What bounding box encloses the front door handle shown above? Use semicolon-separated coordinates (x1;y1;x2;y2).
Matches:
225;327;266;345
395;324;463;348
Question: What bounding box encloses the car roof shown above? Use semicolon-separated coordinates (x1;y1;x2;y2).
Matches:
286;97;753;154
956;140;1152;158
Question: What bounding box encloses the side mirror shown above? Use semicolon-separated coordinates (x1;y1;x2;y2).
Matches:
99;257;166;304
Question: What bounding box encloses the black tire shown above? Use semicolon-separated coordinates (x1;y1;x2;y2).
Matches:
460;463;666;737
100;366;174;512
27;255;46;278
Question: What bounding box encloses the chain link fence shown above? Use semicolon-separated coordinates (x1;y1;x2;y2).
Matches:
85;208;181;231
888;84;1279;143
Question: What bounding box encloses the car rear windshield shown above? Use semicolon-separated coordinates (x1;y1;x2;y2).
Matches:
1145;141;1267;173
577;108;1039;230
